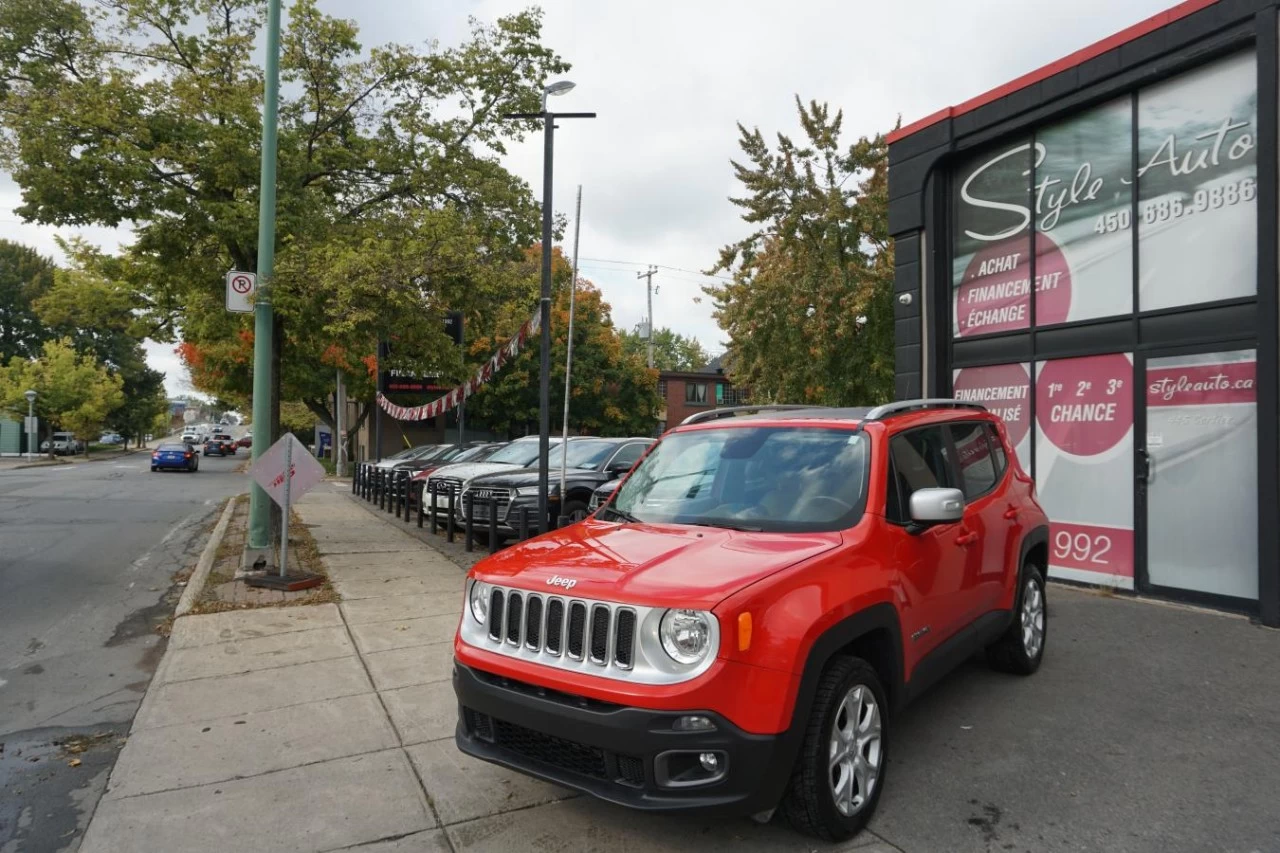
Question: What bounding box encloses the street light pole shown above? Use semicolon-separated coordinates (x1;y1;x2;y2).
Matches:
504;83;594;534
24;389;36;462
247;0;283;552
559;186;583;521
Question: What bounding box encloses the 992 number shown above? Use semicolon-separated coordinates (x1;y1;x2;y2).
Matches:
1054;530;1112;565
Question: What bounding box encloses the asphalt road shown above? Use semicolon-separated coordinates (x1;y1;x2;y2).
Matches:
0;441;248;853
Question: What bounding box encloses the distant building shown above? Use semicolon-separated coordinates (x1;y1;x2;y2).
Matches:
655;355;748;434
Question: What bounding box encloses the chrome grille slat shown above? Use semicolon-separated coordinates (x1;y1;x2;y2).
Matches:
506;592;523;645
567;602;587;660
589;604;610;665
524;594;543;650
545;598;564;655
488;589;505;640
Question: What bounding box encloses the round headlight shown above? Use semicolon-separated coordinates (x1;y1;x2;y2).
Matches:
659;609;713;665
469;581;491;624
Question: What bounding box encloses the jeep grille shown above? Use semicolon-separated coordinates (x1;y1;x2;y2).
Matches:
460;582;720;685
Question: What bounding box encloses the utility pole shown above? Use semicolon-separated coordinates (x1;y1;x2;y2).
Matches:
638;266;658;368
247;0;282;554
559;185;584;523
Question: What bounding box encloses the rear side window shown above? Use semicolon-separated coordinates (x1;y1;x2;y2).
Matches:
950;422;998;499
986;425;1008;478
885;427;953;523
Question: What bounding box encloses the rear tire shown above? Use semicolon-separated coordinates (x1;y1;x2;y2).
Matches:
986;563;1047;675
779;656;888;841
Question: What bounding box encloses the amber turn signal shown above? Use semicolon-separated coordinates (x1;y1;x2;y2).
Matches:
737;612;752;652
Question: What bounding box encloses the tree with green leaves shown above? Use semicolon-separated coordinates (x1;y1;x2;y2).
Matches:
0;240;55;363
619;325;711;372
0;0;567;449
0;337;124;454
707;99;894;406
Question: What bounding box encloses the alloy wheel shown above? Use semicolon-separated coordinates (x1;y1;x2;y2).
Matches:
1021;578;1045;658
828;684;882;817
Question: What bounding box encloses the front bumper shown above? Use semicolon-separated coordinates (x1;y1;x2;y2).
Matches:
453;661;792;815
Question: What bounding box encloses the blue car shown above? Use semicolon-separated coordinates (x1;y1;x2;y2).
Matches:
151;442;199;473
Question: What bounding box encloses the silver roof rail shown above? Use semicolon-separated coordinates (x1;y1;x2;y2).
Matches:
680;404;826;426
863;398;987;421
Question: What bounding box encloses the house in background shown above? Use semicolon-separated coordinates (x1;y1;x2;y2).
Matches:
655;355;748;434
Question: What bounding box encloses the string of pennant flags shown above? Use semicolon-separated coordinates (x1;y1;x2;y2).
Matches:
376;306;541;422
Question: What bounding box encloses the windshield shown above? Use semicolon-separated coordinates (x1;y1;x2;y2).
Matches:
486;439;559;466
545;440;621;471
611;427;870;532
453;444;497;463
385;446;418;461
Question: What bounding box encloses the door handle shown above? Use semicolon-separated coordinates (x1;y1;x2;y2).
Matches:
1003;506;1018;520
956;530;979;546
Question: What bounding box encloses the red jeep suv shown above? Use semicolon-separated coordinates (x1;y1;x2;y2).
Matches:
452;400;1050;840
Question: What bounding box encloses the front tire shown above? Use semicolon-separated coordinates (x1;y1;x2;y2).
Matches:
561;499;591;524
779;656;888;841
986;563;1047;675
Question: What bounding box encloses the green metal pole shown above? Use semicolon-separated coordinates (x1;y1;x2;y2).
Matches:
248;0;282;551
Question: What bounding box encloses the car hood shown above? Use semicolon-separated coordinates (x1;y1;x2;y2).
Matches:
470;468;602;489
472;518;842;610
426;461;521;483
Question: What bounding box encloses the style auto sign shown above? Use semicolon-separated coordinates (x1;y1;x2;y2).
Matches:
955;103;1255;337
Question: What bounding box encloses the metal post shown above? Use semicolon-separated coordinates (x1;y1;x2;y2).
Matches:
279;436;292;578
518;506;529;542
559;185;583;527
416;482;425;528
537;108;554;535
447;490;456;543
379;470;386;510
458;320;466;450
431;488;440;535
335;370;346;478
247;0;283;552
464;492;475;552
488;497;499;551
403;473;412;522
25;393;35;462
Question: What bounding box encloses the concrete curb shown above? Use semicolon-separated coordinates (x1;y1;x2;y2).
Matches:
175;496;239;617
11;447;148;470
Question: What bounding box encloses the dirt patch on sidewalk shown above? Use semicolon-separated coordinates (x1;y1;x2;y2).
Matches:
185;496;338;614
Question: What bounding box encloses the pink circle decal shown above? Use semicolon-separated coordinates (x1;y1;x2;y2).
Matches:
956;233;1071;336
1035;354;1132;457
953;364;1030;448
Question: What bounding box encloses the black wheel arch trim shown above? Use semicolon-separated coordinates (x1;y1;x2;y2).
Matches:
755;602;905;810
1018;525;1050;570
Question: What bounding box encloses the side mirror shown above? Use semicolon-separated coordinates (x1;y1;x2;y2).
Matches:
908;487;965;531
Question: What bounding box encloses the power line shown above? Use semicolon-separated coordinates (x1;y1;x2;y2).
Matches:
578;257;732;282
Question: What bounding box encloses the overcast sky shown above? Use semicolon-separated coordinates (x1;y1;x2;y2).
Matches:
1;0;1175;396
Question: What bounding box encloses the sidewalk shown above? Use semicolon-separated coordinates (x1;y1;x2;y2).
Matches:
0;446;146;470
79;482;892;853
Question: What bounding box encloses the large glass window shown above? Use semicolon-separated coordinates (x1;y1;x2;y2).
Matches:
1137;51;1257;311
1034;353;1135;588
1034;97;1133;324
952;138;1032;338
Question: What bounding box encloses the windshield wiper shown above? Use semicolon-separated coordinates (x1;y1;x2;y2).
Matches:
602;505;639;523
687;520;764;532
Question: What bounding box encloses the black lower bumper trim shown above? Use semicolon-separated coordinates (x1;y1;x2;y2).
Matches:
453;661;794;815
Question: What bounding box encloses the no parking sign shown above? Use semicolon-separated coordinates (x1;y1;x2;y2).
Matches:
225;270;257;313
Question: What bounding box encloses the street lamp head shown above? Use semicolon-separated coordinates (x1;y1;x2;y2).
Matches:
24;389;37;403
544;80;576;97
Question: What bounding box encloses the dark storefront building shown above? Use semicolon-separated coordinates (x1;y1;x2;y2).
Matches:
887;0;1279;625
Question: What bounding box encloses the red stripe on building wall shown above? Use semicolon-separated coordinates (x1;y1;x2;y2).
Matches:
886;0;1221;144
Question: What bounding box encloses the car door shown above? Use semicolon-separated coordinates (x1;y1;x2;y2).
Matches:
946;421;1009;622
881;425;971;664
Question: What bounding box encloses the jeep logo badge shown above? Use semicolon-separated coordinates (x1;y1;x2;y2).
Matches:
546;575;577;590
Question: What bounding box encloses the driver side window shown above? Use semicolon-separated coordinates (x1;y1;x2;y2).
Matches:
885;427;954;524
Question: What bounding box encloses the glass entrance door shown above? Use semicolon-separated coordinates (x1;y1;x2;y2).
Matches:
1139;347;1258;602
